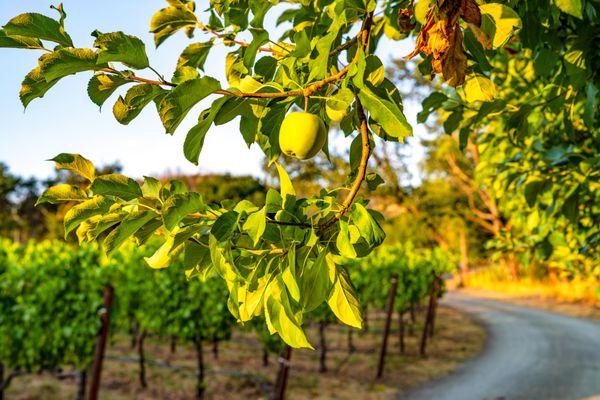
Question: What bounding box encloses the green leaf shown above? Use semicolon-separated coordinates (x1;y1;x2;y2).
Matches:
554;0;583;19
141;176;162;199
211;211;239;241
184;97;229;164
90;174;143;201
159;77;221;134
300;250;331;312
264;276;313;349
563;50;587;88
76;213;123;244
209;235;239;282
265;189;282;214
326;88;354;122
364;55;385;86
36;184;88;205
350;203;385;247
366;172;384;191
243;28;269;68
282;245;300;302
162;192;205;230
275;163;296;200
113;84;165;125
64;196;114;235
134;218;162;246
176;41;213;73
444;109;463;134
20;66;59;108
479;3;522;49
104;210;157;254
524;179;545;207
462;74;496;103
0;28;43;49
533;48;559;77
150;4;198;47
358;83;412;140
418;92;448;123
87;74;130;107
3;12;73;47
92;31;149;69
50;153;95;182
463;27;492;71
336;220;357;258
327;267;363;329
561;188;580;223
308;26;340;81
39;48;99;82
243;206;267;246
249;0;272;28
145;234;178;269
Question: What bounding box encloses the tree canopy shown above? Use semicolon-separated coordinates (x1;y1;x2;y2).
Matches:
1;0;597;347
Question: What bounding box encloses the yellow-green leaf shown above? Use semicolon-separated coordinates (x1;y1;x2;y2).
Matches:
50;153;95;182
480;3;522;49
462;74;497;103
275;162;296;199
554;0;583;19
264;277;313;349
327;266;363;329
36;184;88;205
64;196;114;236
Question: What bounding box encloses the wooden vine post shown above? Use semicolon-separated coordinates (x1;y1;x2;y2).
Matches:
420;273;440;356
193;335;205;400
398;309;406;353
272;345;292;400
0;362;4;400
376;273;399;379
137;331;148;388
88;284;114;400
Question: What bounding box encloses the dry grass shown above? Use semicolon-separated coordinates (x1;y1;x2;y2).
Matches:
459;286;600;322
462;266;599;306
5;306;485;399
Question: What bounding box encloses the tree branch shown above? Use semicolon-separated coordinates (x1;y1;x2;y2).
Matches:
100;24;367;100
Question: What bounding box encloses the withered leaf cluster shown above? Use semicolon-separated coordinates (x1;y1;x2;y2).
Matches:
407;0;482;86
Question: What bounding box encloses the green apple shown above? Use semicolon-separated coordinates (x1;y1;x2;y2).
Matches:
279;112;328;160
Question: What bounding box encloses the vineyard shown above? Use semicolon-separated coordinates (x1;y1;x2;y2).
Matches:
0;240;467;399
0;0;599;398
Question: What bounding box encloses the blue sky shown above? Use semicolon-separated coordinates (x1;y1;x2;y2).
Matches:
0;1;426;183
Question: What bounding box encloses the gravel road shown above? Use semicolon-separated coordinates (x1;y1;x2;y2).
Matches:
398;292;600;400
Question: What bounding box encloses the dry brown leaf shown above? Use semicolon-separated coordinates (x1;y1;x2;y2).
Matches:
461;0;482;26
442;28;467;85
406;0;482;87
